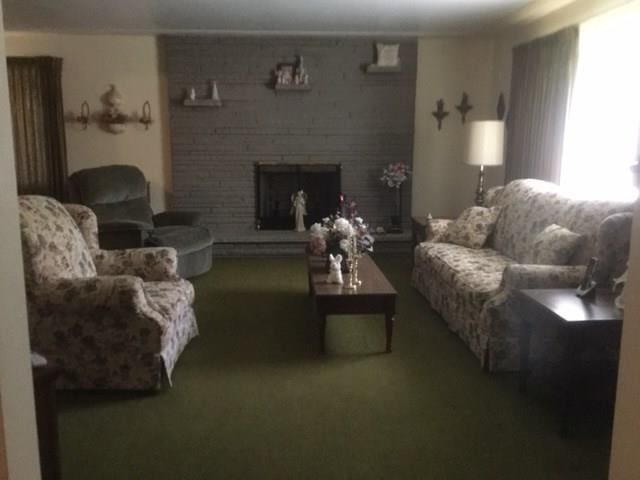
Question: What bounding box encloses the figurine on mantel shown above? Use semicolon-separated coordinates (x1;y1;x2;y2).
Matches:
290;190;308;232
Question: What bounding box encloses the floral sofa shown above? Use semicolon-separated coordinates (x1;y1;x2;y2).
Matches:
19;195;199;389
412;179;633;371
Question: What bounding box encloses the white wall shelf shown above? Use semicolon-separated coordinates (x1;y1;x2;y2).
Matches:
183;98;223;107
365;64;402;74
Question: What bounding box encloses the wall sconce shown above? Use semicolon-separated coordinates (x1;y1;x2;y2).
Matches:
73;86;152;133
76;101;90;130
139;100;152;129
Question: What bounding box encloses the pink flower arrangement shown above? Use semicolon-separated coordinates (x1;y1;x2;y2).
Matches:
308;214;374;256
381;162;411;189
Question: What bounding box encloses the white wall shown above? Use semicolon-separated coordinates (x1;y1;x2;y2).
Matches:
412;36;501;218
0;3;42;479
5;33;171;212
610;201;640;479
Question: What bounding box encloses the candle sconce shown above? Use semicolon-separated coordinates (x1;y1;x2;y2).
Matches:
139;100;152;129
76;101;90;130
72;86;153;133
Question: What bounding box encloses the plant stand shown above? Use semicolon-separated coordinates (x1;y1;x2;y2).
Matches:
388;186;403;233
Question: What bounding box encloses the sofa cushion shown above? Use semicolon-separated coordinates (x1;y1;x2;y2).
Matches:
415;242;515;302
147;225;213;256
525;224;583;265
446;206;501;249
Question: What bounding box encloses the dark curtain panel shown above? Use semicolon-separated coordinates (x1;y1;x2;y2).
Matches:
505;26;579;183
7;56;68;199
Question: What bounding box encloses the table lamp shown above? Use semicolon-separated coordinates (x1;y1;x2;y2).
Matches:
465;120;505;206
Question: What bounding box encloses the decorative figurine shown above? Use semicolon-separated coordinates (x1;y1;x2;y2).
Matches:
327;254;344;285
432;99;449;130
189;87;196;101
211;81;220;102
455;92;473;123
290;190;308;232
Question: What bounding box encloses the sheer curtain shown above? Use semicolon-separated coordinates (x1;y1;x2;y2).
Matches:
560;6;640;201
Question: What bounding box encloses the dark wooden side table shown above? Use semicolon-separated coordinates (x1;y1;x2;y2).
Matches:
411;216;430;246
32;355;61;480
514;289;622;435
307;255;397;354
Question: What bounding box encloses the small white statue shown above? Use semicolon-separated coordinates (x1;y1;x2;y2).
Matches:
613;268;628;310
290;190;307;232
327;254;344;285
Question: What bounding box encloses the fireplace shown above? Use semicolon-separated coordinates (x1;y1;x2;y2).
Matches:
255;164;341;230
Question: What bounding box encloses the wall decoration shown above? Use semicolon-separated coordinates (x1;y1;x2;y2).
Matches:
274;55;311;91
100;84;129;134
376;43;400;67
431;99;449;130
72;89;152;132
366;42;402;73
183;81;222;107
76;101;90;130
455;92;473;123
497;92;506;120
139;101;152;129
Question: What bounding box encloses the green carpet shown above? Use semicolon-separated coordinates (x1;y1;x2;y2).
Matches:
56;255;612;479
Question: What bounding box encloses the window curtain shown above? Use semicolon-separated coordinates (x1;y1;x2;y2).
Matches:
505;27;579;184
7;56;67;199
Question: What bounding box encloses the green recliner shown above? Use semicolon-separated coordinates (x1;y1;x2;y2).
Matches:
67;165;213;278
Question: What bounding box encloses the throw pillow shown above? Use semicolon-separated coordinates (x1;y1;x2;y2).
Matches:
526;224;583;265
446;206;502;249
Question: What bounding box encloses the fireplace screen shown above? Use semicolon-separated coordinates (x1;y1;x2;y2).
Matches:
255;164;341;230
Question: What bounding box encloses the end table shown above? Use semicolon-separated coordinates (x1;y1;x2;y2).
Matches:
514;288;622;436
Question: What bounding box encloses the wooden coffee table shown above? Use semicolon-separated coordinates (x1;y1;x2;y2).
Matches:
307;255;397;354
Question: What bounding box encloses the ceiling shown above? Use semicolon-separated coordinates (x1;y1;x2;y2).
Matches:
2;0;537;36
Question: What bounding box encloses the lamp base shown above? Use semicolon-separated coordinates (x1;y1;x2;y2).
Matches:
475;165;486;206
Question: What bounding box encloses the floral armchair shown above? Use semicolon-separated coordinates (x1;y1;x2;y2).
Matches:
19;195;199;390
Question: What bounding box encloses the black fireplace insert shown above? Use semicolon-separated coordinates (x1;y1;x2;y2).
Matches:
255;163;341;230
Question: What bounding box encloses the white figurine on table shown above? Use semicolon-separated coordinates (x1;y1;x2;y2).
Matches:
290;190;307;232
327;254;344;285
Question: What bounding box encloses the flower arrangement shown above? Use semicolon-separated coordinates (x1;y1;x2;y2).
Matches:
308;214;374;257
381;162;411;189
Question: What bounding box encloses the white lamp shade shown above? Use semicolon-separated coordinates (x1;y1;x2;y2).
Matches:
465;120;505;167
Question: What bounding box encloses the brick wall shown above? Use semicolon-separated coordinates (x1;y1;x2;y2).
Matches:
162;36;417;234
